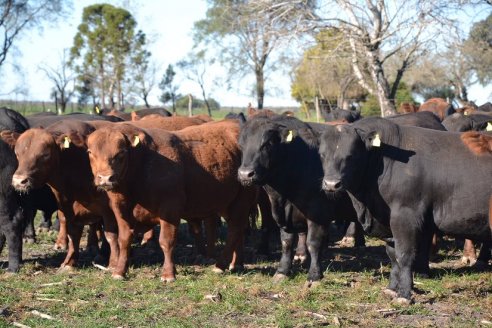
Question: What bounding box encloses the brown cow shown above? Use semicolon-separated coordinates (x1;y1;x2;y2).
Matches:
418;98;455;121
86;119;257;281
398;102;419;114
10;120;120;270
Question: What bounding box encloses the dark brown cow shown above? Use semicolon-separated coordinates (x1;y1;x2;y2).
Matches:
10;120;120;270
398;103;419;114
132;114;212;129
461;131;492;232
86;120;257;281
418;98;455;121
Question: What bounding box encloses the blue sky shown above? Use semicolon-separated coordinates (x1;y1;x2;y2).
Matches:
0;0;490;108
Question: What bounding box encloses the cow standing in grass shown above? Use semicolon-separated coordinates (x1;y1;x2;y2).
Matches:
86;120;257;281
320;117;492;303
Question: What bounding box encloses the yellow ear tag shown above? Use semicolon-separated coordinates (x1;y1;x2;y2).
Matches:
63;136;71;149
95;106;100;114
132;135;140;147
464;111;469;116
286;130;293;143
486;122;492;131
371;133;381;147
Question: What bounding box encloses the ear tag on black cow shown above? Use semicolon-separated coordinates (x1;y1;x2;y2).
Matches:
371;133;381;147
286;130;294;143
63;137;71;149
95;105;101;114
487;122;492;131
132;135;140;147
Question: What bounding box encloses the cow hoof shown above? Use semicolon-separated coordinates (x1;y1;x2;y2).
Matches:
160;276;176;283
212;266;225;274
112;274;125;280
293;254;307;264
382;288;398;299
304;280;321;289
229;264;244;272
392;297;413;305
272;273;288;283
338;236;354;247
461;256;477;266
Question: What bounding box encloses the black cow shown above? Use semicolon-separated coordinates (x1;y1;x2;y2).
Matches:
442;113;492;132
0;138;26;272
238;114;357;283
319;117;492;303
322;108;361;123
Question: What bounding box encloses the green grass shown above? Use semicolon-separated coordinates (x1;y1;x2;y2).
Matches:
1;220;490;328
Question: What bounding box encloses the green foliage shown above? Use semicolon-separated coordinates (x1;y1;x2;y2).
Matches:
70;4;148;109
361;82;415;117
175;95;220;110
159;64;179;112
394;82;415;107
464;13;492;85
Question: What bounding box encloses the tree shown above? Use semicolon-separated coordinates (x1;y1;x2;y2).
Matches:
249;1;488;117
159;64;179;114
177;50;215;116
193;0;314;109
291;28;366;111
38;49;75;113
0;0;69;68
130;41;156;108
70;4;148;110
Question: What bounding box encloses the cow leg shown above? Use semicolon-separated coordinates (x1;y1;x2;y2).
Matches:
353;221;366;247
204;216;218;259
54;210;68;250
305;221;326;282
274;229;295;280
101;215;119;270
38;210;53;232
414;228;433;278
257;188;276;256
0;232;5;256
384;240;399;295
188;220;206;256
293;232;308;264
475;240;491;267
429;233;439;261
461;239;477;266
141;228;154;246
5;227;23;272
86;223;101;256
60;221;83;269
159;219;178;282
22;209;36;244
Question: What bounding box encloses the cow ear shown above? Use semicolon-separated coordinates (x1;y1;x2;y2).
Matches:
131;111;141;121
358;129;382;149
280;129;296;143
0;130;20;148
237;112;247;127
131;132;146;148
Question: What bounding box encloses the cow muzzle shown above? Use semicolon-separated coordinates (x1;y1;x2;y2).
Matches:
95;174;117;190
12;174;33;192
237;167;256;185
322;178;342;192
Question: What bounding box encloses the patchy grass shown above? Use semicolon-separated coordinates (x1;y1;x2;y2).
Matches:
0;220;490;328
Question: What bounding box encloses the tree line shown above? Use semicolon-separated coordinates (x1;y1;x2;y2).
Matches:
1;1;490;117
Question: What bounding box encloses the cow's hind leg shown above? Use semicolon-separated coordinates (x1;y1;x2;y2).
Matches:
54;211;68;250
159;219;178;282
384;239;399;299
59;221;84;270
461;239;477;266
475;240;491;268
293;232;308;265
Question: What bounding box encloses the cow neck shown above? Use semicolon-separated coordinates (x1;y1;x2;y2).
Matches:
268;137;322;200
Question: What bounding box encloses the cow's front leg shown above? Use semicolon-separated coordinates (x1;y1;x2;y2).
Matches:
274;229;295;281
159;219;178;282
59;219;83;270
383;239;399;298
109;194;134;279
305;220;326;283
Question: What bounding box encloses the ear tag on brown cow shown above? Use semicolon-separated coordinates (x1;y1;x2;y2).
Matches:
63;136;71;149
371;133;381;147
486;122;492;131
286;130;294;143
132;135;140;147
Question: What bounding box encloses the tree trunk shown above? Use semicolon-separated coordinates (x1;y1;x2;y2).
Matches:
255;67;264;109
368;52;396;117
199;82;211;117
188;94;193;117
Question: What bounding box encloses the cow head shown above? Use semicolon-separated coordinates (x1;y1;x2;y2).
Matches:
319;124;380;193
87;127;145;191
12;129;60;193
237;118;295;186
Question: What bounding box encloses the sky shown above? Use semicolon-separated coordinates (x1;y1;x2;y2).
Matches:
0;1;490;108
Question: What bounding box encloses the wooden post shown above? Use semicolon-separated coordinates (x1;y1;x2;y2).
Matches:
188;94;193;117
314;96;320;123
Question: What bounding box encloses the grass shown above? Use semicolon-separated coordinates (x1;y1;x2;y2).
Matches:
1;217;491;328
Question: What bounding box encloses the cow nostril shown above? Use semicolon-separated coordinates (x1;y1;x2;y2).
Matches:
238;169;255;180
20;178;28;185
246;170;254;178
322;178;342;191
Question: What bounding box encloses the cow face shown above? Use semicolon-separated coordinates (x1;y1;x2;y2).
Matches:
87;129;142;191
319;125;378;193
237;119;293;186
12;129;60;192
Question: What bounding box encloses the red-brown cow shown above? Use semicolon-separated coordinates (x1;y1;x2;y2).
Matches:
9;120;120;270
398;102;419;114
86;120;257;281
418;98;455;121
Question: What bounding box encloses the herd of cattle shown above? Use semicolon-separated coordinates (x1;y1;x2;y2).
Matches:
0;97;490;305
